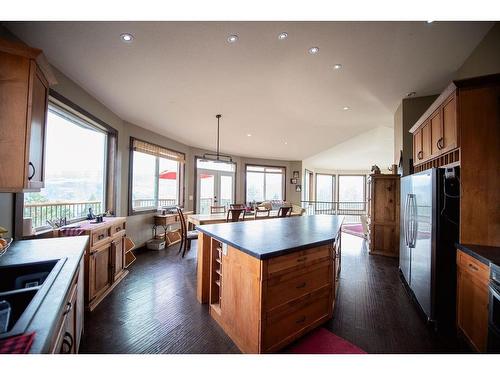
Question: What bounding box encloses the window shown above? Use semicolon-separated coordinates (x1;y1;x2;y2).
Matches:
130;138;185;213
23;103;108;230
338;175;366;202
245;165;285;203
315;174;335;202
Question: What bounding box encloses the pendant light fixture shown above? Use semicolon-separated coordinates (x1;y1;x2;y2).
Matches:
203;114;233;162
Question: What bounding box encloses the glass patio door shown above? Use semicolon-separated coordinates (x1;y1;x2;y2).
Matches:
196;159;236;214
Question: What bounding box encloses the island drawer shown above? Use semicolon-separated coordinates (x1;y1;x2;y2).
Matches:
457;250;489;282
266;245;331;277
263;286;331;351
265;261;331;311
111;221;126;236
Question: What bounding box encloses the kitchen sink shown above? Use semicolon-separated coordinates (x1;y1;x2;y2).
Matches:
0;258;66;338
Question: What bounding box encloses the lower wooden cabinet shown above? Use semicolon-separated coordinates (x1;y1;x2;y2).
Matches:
58;217;132;311
456;250;490;352
207;239;339;353
51;256;84;354
89;243;112;301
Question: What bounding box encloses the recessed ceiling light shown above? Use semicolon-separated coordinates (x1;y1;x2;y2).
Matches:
278;32;288;40
120;33;134;43
227;34;238;43
308;47;319;55
247;134;252;137
284;141;288;145
333;64;343;70
407;91;417;97
343;106;350;111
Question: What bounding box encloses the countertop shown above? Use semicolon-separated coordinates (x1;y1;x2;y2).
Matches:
0;236;88;353
196;215;344;260
456;243;500;267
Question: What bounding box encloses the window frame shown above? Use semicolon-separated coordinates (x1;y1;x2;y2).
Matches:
337;174;367;203
244;163;286;204
128;137;185;215
15;91;118;238
315;173;336;202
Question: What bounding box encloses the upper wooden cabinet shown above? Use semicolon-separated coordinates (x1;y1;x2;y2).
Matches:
410;86;458;168
0;37;56;192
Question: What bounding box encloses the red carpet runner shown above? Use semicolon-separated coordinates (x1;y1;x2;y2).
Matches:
288;328;366;354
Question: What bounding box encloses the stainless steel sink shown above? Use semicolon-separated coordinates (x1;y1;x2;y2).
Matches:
0;258;66;339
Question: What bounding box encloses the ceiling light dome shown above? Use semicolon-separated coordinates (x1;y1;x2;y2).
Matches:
227;34;239;43
308;47;319;55
343;106;350;111
278;32;288;40
120;33;134;43
333;64;343;70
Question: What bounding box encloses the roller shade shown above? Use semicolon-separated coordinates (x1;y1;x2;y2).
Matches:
132;138;185;163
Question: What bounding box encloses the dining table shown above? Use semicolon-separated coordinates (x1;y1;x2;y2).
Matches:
187;210;301;229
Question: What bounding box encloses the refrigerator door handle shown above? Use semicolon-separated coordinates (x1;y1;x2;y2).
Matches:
404;194;410;247
409;194;418;248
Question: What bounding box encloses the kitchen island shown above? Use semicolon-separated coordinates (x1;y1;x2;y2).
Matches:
196;215;343;353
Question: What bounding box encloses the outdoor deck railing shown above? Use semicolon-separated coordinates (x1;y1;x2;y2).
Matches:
25;198;178;229
301;200;367;224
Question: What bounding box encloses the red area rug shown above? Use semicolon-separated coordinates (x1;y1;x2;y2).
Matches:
288;328;366;354
341;223;365;239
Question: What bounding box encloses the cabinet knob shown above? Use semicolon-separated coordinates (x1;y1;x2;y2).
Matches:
63;301;72;315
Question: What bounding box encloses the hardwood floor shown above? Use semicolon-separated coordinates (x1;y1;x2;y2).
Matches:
79;233;468;354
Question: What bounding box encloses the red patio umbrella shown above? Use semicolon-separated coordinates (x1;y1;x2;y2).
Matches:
159;170;212;179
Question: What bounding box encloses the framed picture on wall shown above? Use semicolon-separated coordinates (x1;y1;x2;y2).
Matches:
293;171;299;179
291;178;298;184
295;184;302;192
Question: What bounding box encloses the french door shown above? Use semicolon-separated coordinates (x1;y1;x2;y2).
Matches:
196;159;236;214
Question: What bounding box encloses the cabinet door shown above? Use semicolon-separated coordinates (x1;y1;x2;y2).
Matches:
413;128;423;164
26;62;49;190
421;121;432;161
112;236;125;280
430;109;442;157
89;243;112;300
441;93;458;153
457;267;489;352
0;51;30;191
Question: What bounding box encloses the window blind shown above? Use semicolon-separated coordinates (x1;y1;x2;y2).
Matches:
132;138;185;163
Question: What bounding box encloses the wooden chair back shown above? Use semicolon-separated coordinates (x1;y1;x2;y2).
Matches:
254;208;270;220
226;208;244;222
230;203;245;209
210;205;226;214
176;207;187;238
277;206;292;217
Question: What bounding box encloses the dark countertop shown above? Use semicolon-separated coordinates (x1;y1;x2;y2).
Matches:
456;243;500;268
0;236;88;353
196;215;344;260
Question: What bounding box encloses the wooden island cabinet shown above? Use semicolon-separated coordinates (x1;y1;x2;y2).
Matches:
57;217;134;311
196;215;343;353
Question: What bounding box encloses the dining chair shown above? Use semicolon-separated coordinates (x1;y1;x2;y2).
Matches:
254;208;270;220
226;208;245;222
210;205;226;214
277;206;293;217
176;207;198;257
230;203;245;209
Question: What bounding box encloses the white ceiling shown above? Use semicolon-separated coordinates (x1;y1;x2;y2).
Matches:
304;126;394;171
5;21;493;163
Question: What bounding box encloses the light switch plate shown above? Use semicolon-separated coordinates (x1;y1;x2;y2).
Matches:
222;243;228;256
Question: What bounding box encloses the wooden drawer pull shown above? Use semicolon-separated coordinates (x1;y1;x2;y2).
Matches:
98;234;105;240
63;301;72;315
468;263;479;271
116;227;121;232
295;282;307;289
295;316;306;324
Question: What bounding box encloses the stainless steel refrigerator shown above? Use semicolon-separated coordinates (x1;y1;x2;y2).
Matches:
400;167;460;333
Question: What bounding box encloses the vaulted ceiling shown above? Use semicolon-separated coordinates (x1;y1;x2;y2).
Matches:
5;21;493;164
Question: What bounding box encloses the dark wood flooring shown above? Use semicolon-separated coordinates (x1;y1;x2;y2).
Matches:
79;234;468;354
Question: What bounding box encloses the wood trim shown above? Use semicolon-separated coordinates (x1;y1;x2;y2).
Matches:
244;163;287;203
128;136;186;215
193;155;238;213
409;82;457;133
